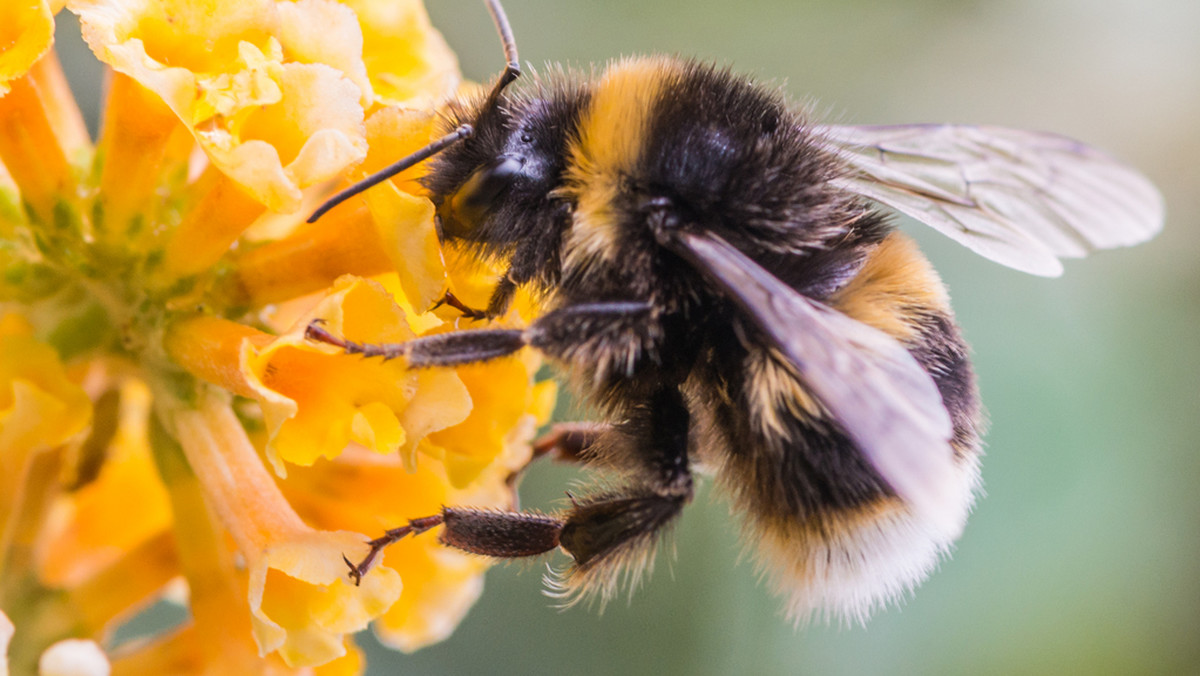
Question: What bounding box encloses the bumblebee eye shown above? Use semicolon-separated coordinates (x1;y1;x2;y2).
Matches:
440;155;526;239
459;155;524;209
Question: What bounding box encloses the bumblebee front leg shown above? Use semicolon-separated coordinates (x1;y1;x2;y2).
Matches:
306;300;654;368
431;289;489;320
305;321;527;367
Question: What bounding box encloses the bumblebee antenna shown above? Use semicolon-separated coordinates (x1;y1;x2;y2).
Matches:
307;0;522;224
307;125;473;223
482;0;521;106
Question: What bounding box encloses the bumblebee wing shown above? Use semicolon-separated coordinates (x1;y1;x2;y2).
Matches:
667;230;957;526
817;124;1164;276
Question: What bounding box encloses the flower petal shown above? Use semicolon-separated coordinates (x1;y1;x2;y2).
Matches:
38;381;172;588
168;391;402;668
0;0;54;96
360;107;446;310
279;449;509;653
373;439;535;651
0;323;91;457
345;0;460;108
249;530;401;667
230;201;395;307
429;356;540;487
70;0;370;212
242;276;471;472
0;54;87;226
95;73;193;246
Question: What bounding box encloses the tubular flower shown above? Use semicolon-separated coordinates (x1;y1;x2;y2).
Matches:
0;0;555;672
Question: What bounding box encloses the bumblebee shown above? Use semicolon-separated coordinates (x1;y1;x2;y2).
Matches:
307;0;1162;621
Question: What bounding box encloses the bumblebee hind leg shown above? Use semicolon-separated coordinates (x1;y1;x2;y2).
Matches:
545;386;693;604
346;388;693;607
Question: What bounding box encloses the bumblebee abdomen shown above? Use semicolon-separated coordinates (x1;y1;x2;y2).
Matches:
830;232;983;449
701;231;983;622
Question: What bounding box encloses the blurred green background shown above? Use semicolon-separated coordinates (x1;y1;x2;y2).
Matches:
57;0;1200;673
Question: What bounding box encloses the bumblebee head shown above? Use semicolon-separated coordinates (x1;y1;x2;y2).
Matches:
423;88;587;255
426;95;526;242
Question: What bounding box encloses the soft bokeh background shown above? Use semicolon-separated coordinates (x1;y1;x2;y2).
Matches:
55;0;1199;673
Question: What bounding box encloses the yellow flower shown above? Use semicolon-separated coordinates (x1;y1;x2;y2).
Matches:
165;276;474;474
0;1;55;98
0;0;554;671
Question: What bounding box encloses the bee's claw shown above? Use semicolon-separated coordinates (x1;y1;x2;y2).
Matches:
342;516;444;586
342;554;364;586
433;290;489;321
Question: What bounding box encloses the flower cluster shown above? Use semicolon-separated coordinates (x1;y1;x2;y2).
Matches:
0;0;554;672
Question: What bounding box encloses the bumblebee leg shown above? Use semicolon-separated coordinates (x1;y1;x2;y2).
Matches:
308;300;653;368
525;301;659;384
306;321;527;367
347;389;690;595
505;422;612;505
532;422;610;463
431;289;488;320
440;389;692;576
526;301;655;348
346;508;564;585
554;386;693;595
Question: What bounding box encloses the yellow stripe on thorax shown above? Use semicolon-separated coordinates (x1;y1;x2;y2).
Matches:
559;57;681;268
830;232;951;343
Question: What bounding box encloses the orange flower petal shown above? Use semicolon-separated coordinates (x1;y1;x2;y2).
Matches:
279;448;519;653
429;356;539;488
242;276;470;472
0;0;54;96
359;107;446;310
70;0;369;212
249;529;400;667
363;180;444;313
346;0;459;108
0;58;83;226
230;202;394;307
0;327;92;459
39;381;172;588
168;392;402;668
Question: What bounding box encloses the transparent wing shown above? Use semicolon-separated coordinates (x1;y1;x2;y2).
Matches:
817;124;1164;276
667;230;958;528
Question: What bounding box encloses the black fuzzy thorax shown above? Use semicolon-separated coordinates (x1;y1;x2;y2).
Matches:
556;62;891;402
559;61;890;308
638;63;880;257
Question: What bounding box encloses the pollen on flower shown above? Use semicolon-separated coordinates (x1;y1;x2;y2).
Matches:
0;0;554;671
